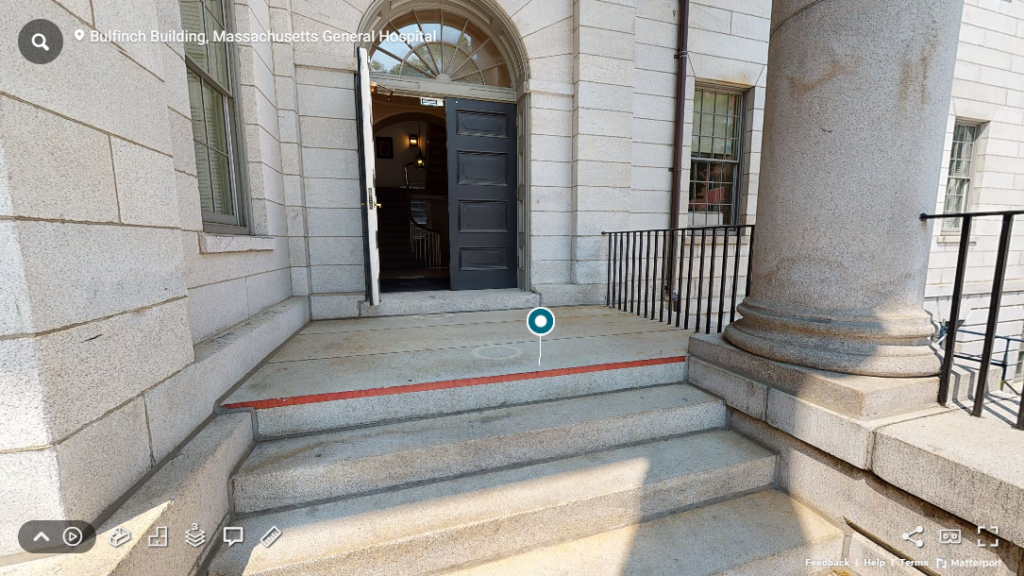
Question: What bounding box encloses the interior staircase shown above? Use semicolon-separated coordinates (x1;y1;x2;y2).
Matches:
377;187;426;270
208;379;843;574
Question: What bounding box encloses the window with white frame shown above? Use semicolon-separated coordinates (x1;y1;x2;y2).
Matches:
689;87;743;226
180;0;248;232
942;122;979;232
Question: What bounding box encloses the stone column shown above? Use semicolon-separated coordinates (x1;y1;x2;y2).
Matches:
723;0;962;377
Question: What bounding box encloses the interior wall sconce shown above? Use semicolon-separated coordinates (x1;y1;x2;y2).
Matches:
409;134;418;147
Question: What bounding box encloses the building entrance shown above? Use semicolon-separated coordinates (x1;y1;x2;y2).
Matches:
366;92;518;293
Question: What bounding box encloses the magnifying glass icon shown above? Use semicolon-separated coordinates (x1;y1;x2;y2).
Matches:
31;33;49;51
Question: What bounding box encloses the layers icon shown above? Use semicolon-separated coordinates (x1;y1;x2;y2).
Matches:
185;525;206;548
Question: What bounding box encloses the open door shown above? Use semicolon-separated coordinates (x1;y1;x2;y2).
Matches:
446;98;518;291
356;47;381;305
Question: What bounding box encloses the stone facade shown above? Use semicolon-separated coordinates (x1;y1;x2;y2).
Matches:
1;0;1023;565
925;0;1024;380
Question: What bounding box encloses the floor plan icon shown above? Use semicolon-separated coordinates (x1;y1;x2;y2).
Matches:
148;527;168;547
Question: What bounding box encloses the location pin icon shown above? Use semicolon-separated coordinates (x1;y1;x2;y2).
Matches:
526;308;555;366
74;29;85;41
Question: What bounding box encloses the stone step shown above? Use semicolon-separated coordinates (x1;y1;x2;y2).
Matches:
438;491;844;576
220;307;689;437
208;430;776;576
360;288;541;317
232;384;725;514
873;409;1024;548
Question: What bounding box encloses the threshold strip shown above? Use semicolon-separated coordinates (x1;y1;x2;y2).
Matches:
222;356;687;410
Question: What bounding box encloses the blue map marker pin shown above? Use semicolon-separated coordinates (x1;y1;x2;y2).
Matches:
526;307;555;365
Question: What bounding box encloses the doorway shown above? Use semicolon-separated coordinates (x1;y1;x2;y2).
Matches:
371;93;451;293
369;91;518;293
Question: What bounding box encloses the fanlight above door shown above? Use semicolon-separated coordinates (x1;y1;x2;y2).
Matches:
368;8;512;88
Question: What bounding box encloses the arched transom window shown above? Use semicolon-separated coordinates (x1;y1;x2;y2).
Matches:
369;8;512;88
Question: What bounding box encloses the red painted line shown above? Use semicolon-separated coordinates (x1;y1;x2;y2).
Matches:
222;356;686;411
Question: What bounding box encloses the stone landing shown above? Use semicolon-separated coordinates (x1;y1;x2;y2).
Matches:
219;306;689;437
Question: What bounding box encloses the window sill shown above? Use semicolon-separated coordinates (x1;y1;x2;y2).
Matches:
198;233;276;254
935;234;978;245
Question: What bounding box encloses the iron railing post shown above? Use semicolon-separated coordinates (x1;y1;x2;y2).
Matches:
605;233;612;307
718;228;729;332
696;229;707;331
706;229;717;333
653;231;661;321
972;214;1014;417
936;215;972;405
745;226;755;297
617;232;625;310
729;227;742;323
682;229;694;328
644;231;652;318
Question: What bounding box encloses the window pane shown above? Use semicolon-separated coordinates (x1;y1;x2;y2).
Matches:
205;10;229;86
194;142;214;213
698;137;712;157
715;93;730;114
713;114;728;138
712;136;725;156
202;82;228;154
180;0;207;68
370;50;402;74
403;52;432;77
205;0;225;26
701;91;715;115
187;69;207;146
723;137;736;160
413;46;438;74
441;13;468;46
209;151;234;216
415;9;443;71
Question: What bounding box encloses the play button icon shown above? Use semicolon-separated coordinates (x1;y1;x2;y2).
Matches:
63;527;83;546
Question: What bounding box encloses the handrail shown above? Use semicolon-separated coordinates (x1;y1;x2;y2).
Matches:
922;210;1024;220
409;217;443;268
922;209;1024;429
602;224;754;234
409;216;443;236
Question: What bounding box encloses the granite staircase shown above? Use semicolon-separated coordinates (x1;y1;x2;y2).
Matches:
207;383;843;576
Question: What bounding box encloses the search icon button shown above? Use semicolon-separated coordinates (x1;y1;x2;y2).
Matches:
32;33;50;51
19;20;63;64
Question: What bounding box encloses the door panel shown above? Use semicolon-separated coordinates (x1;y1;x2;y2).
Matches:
446;98;518;291
356;47;380;304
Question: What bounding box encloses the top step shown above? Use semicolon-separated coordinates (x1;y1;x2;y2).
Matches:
221;306;691;437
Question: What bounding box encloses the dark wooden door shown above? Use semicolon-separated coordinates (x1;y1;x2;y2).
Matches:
446;98;518;290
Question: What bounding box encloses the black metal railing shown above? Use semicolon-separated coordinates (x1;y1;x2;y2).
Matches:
603;225;754;333
921;209;1024;429
936;325;1023;389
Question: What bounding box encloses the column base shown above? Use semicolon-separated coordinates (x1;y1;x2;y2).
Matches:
686;333;946;469
724;299;942;378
